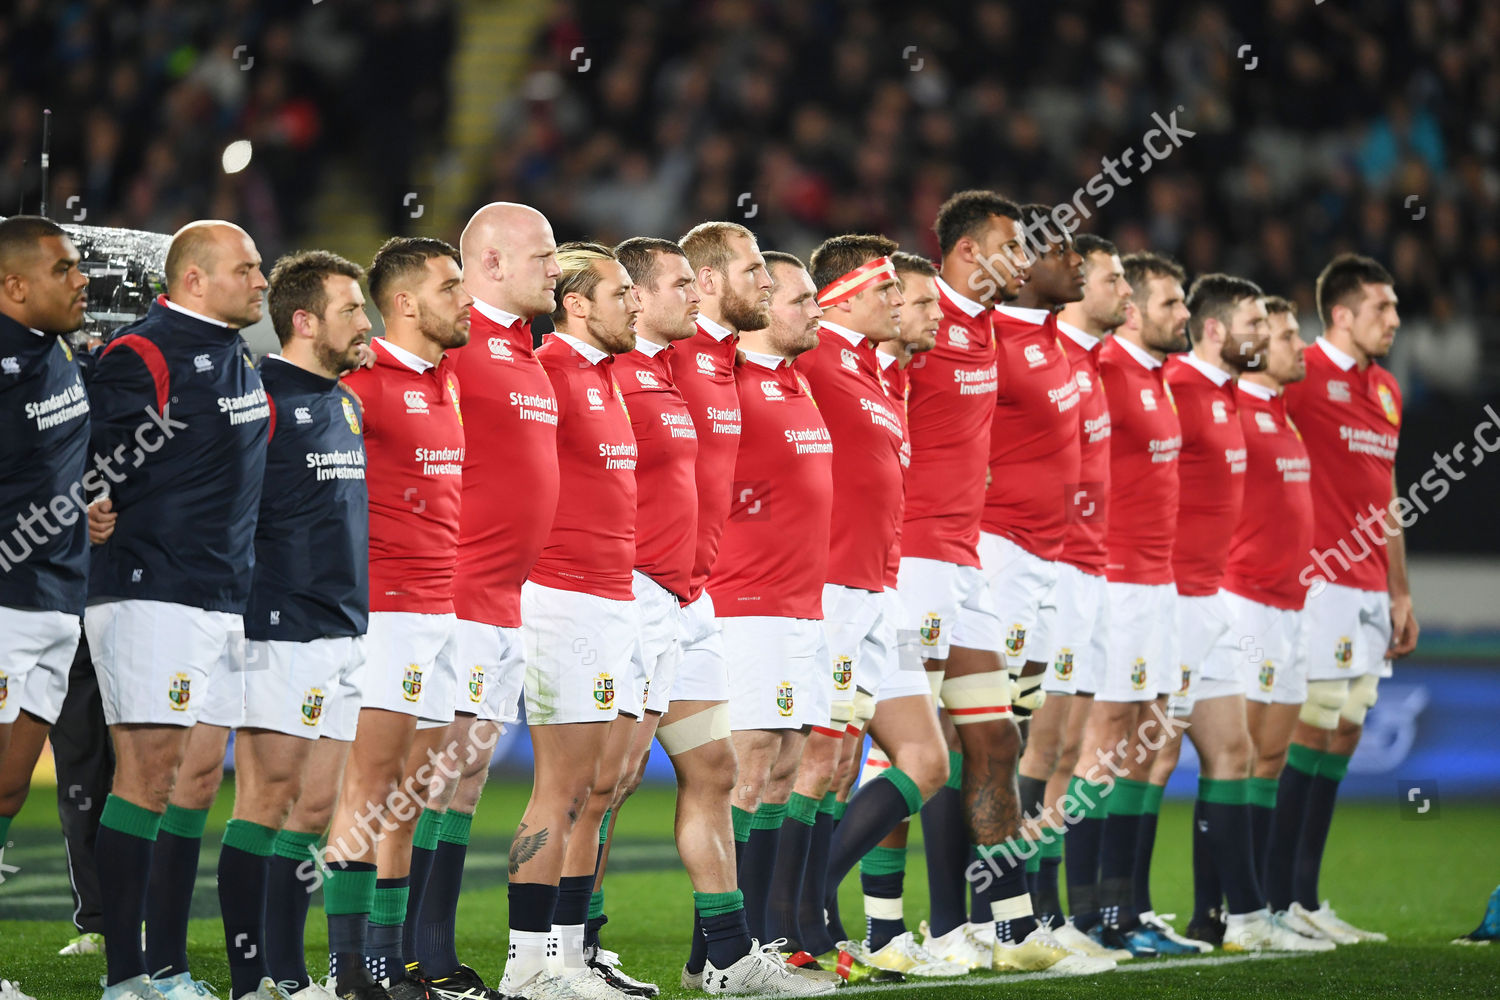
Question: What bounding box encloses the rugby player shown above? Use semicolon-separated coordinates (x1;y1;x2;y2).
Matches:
798;235;950;970
1064;252;1186;958
405;203;561;1000
1267;255;1416;943
708;250;839;993
499;242;640;1000
223;251;372;1000
324;237;470;1000
0;216;90;1000
85;220;270;1000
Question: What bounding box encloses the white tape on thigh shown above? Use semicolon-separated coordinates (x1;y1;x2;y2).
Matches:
940;671;1012;725
657;702;731;756
927;669;945;703
852;690;877;725
1339;673;1379;726
1298;678;1349;730
859;746;891;787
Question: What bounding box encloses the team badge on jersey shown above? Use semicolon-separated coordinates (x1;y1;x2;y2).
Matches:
1259;661;1275;693
448;376;462;424
1178;665;1191;695
594;673;615;710
1334;637;1353;669
832;656;853;691
488;336;513;360
1024;343;1045;368
760;379;784;400
920;613;942;647
402;665;423;702
341;395;361;435
1005;624;1026;657
841;348;860;371
1327;380;1351;403
1139;388;1157;411
1255;411;1277;433
0;671;8;708
301;688;325;726
469;666;485;703
1211;399;1229;423
168;673;192;710
1376;383;1399;425
696;351;716;375
1130;657;1148;691
1053;649;1074;682
947;325;970;349
776;682;795;717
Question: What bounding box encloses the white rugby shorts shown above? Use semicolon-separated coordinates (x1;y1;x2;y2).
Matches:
1167;590;1236;716
1302;583;1392;682
1094;582;1176;703
670;591;731;704
1212;591;1308;705
977;532;1060;669
243;635;365;741
895;556;1004;661
521;581;634;726
453;619;525;725
85;599;244;727
626;571;684;718
1044;564;1108;696
719;615;827;731
360;610;458;728
870;588;937;704
0;605;79;726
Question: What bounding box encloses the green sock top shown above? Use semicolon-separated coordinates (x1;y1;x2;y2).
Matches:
786;792;820;827
1142;782;1166;815
1106;778;1152;816
271;828;322;862
860;845;907;876
1198;776;1248;806
589;889;606;921
818;792;839;816
694;889;745;918
1287;742;1323;777
438;809;473;846
160;803;209;839
749;802;788;830
100;795;162;841
599;809;612;845
413;808;444;852
0;815;12;846
881;766;926;816
731;805;755;842
322;863;377;917
944;750;963;790
1065;775;1110;820
1318;752;1352;782
370;882;409;926
1247;776;1280;809
222;818;278;856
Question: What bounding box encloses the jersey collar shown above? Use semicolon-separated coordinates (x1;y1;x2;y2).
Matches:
375;336;434;373
995;304;1050;326
1237;378;1277;401
934;275;985;317
1056;320;1100;352
553;330;610;365
471;297;523;329
163;296;232;328
697;313;736;342
877;350;898;370
1180;350;1233;386
820;320;870;348
1315;336;1357;371
742;348;785;370
634;337;670;358
1115;334;1162;371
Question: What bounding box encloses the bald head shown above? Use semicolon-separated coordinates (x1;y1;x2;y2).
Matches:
164;220;266;328
459;202;560;320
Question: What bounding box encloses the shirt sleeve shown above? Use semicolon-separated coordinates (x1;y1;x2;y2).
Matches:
86;340;160;495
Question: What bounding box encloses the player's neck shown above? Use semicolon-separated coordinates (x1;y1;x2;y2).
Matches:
1191;341;1232;375
698;300;736;335
1242;370;1280;393
472;289;529;324
279;345;340;381
877;340;913;368
1322;328;1371;370
937;260;991;310
1056;303;1107;337
1012;288;1056;312
737;329;782;359
556;321;613;356
382;326;445;367
635;324;675;349
1116;328;1163;361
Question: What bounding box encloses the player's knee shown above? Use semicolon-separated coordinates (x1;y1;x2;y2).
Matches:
1299;679;1350;730
1254;744;1289;780
1339;673;1379;727
899;740;949;800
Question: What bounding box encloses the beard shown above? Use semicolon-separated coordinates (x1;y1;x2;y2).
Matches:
721;286;771;332
418;301;470;350
586;312;636;355
315;334;364;377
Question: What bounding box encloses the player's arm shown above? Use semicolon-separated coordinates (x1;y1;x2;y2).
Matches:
1385;470;1419;658
85;339;164;509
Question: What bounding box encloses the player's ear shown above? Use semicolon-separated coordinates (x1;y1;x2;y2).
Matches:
696;266;717;296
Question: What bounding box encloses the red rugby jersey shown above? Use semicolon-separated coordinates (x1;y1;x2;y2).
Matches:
1057;322;1111;576
615;339;699;600
1283;339;1401;593
902;277;997;568
983;307;1082;561
1100;336;1181;585
447;302;559;627
1223;380;1314;609
531;333;638;600
711;352;834;619
341;338;464;613
798;322;905;592
880;354;910;589
666;316;742;602
1165;353;1247;596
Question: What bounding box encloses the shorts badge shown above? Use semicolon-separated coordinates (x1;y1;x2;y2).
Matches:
402;665;423;702
301;688;325;726
920;613;942;647
469;666;485;703
832;656;853;691
1178;665;1191;695
0;670;8;708
1130;657;1148;691
1334;637;1353;669
1259;661;1275;693
594;673;615;710
776;682;795;717
1053;649;1073;681
1005;624;1027;656
168;672;191;710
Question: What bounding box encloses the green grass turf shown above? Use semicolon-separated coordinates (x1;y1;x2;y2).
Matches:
3;779;1497;999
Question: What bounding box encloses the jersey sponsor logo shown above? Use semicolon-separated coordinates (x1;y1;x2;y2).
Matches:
294;405;313;424
488;336;514;360
1255;410;1278;433
1053;648;1073;681
469;665;485;703
696;351;716;375
920;612;942;647
168;672;192;710
1130;657;1148;691
833;656;853;691
776;681;795;717
1225;446;1248;474
193;353;213;373
301;688;325;726
1334;636;1353;669
0;357;18;375
586;385;605;410
402;665;423;702
1140;387;1157;411
404;389;429;413
1327;380;1351;403
760;379;784;400
841;348;860;371
1377;383;1399;425
1211;399;1228;423
342;396;362;434
1178;665;1191;695
594;673;616;710
24;381;89;430
1259;660;1275;693
635;368;660;388
218;386;271;425
947;325;970;349
1075;370;1093;393
1024;343;1045;367
1005;623;1026;656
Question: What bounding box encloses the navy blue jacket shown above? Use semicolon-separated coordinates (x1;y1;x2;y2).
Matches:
244;357;369;641
87;298;269;613
0;313;91;615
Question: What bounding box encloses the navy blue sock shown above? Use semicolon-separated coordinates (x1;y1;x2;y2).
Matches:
920;783;969;936
144;807;207;978
977;843;1037;943
508;881;558;933
797;809;836;955
217;821;276;998
1250;803;1275;889
265;835;319;989
698;892;753;970
686;911;707;976
968;847;989;925
556;875;594;929
765;797;817;950
1035;853;1063;927
417;838;468;976
1133;810;1159;916
738;806;784;941
1066;813;1104;929
95;797;160;986
366;876;410;982
1265;749;1317;911
1294;771;1343;910
1191;798;1222;922
402;846;438;966
1099;814;1141;928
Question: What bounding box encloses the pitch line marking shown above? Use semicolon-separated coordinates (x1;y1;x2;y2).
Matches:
841;951;1315;991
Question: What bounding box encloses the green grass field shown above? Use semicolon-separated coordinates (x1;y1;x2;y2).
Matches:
3;778;1497;999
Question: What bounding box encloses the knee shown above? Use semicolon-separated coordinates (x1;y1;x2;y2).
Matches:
175;764;225;810
899;742;950;800
1254;745;1288;780
1299;679;1350;730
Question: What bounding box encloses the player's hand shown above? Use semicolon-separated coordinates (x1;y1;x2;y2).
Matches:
355;342;378;369
1389;593;1419;659
88;497;117;544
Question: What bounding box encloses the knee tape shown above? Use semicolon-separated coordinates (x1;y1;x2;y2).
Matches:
1298;679;1350;730
939;671;1012;725
858;746;891;788
656;702;730;756
1011;673;1046;715
830;699;854;725
852;690;877;726
927;668;945;703
1339;673;1379;726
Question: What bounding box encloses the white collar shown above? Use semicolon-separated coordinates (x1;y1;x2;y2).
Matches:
877;350;898;370
697;313;735;342
995;304;1050;325
471;297;523;328
1237;378;1277;401
164;297;232;328
1114;334;1162;370
742;349;784;370
1316;336;1357;371
634;337;670;358
1057;320;1100;351
820;320;869;348
376;337;434;373
553;331;609;365
934;275;985;317
1181;350;1232;386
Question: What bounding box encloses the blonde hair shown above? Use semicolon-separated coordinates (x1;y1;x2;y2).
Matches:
680;221;755;275
550;241;617;325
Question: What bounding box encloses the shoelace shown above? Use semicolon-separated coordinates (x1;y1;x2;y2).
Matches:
274;981;304;999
